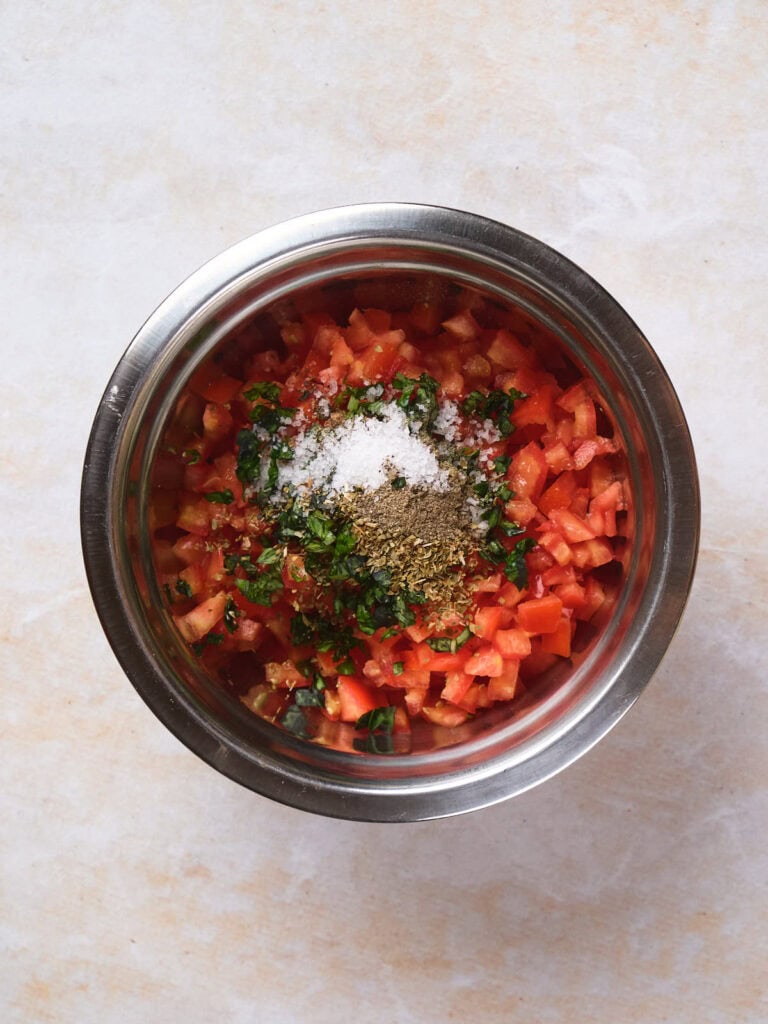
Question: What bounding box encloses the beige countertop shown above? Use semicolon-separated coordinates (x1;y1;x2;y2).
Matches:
3;3;766;1022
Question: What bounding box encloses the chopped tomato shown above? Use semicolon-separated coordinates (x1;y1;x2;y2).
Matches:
337;678;383;722
516;595;563;635
154;293;627;749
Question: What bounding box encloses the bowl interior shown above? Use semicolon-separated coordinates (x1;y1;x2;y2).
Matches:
82;206;696;819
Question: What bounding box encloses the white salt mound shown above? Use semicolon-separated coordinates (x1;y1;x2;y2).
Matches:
274;404;449;498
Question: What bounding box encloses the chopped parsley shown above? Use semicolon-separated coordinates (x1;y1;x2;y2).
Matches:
175;578;193;598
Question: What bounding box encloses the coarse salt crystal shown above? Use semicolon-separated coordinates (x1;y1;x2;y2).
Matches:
274;404;449;498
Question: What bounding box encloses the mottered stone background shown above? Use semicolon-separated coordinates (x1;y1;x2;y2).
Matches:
2;3;766;1022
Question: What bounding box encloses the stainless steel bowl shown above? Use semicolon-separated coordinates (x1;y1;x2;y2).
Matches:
80;203;699;821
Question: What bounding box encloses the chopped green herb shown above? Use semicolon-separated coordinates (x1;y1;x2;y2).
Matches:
355;706;396;733
191;631;224;656
205;489;234;504
256;546;282;565
163;583;174;604
461;386;526;436
294;687;324;707
250;402;296;435
244;381;281;403
280;705;309;738
492;454;512;475
182;448;201;464
235;429;262;484
425;626;472;654
335;658;355;676
235;572;283;606
504;537;537;588
392;661;405;676
175;579;193;598
391;476;407;489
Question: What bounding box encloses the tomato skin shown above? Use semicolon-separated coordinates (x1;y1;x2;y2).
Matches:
516;595;563;635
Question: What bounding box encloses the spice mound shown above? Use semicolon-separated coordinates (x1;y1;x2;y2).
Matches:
155;293;628;752
340;480;476;608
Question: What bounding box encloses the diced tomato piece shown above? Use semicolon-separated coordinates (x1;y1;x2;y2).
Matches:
355;338;401;381
442;310;481;342
554;581;587;612
441;671;474;705
537;530;572;566
487;660;520;702
541;564;575;587
548;508;596;543
472;573;502;594
591;479;624;511
570;537;614;568
573;397;597;438
493;628;532;659
404;687;427;716
464;645;504;677
556;380;593;413
516;595;563;635
337;677;383;722
330;335;354;368
322;687;342;720
202;403;233;443
512;385;556;431
265;661;307;688
409;301;443;334
282;552;312;590
508;442;548;501
497;581;525;609
542;440;574;475
486;329;536;370
573;440;599;470
474;605;504;640
420;650;471;673
589;457;615;498
461;353;492;385
175;592;227;642
539;471;577;516
176;496;212;536
421;704;469;727
576;577;606;621
235;619;264;647
504;496;538;526
405;620;433;644
458;683;490;714
188;364;243;404
540;618;573;658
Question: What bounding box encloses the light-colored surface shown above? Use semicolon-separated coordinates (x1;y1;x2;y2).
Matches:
2;2;766;1021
